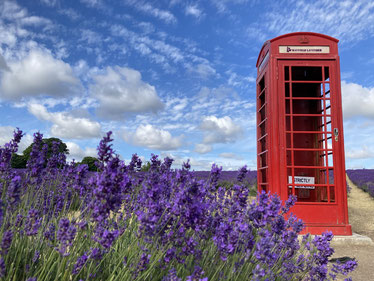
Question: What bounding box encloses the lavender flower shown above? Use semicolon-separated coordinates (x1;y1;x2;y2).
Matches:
97;131;114;169
56;218;77;255
7;175;22;207
0;128;23;174
0;230;13;255
162;268;182;281
236;165;248;182
32;250;40;263
72;254;88;274
0;257;5;278
93;225;119;249
0;200;3;228
25;209;42;236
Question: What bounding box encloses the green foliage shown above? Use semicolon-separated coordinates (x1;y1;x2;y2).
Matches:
23;137;69;162
11;153;27;169
80;156;99;171
141;161;151;172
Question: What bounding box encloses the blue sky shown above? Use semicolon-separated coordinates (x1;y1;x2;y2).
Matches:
0;0;374;170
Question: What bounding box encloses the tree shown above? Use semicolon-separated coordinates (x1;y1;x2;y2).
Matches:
11;153;27;169
141;161;151;172
80;156;99;171
22;137;69;163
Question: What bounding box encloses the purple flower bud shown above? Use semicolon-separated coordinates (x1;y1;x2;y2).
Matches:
25;209;42;236
0;230;13;255
237;165;248;182
56;218;76;255
32;251;40;263
7;175;22;207
72;254;88;275
0;257;5;278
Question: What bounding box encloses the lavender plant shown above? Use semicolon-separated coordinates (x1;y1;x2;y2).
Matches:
346;169;374;197
0;130;357;281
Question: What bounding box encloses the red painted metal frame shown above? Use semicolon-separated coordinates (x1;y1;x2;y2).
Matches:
256;32;352;235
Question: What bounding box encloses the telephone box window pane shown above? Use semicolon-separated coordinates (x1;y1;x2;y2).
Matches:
260;153;267;167
259;105;266;121
259;92;266;107
286;150;292;165
294;150;319;166
260;122;266;136
258;76;265;92
292;116;323;131
292;133;321;148
328;153;334;167
261;169;268;182
328;169;334;184
329;186;336;202
292;99;319;114
291;66;322;81
285;66;290;81
286;133;291;148
285;83;290;97
285;99;290;114
292;83;321;98
260;137;266;152
286;116;291;131
324;67;330;81
325;83;330;98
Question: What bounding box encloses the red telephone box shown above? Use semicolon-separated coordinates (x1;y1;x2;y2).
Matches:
256;32;352;235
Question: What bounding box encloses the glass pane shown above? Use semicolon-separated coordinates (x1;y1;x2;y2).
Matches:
292;83;321;98
285;66;290;81
329;186;335;202
324;67;330;81
292;99;319;114
292;116;324;131
292;132;322;148
292;66;323;81
285;82;290;97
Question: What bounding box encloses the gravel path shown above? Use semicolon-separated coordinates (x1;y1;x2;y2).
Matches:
346;176;374;240
329;176;374;281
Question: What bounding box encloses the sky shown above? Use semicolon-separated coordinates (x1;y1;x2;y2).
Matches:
0;0;374;171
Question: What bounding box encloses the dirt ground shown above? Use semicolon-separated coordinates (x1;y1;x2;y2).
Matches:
330;176;374;281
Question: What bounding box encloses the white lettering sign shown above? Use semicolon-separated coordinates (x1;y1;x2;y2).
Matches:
288;176;315;189
279;46;330;54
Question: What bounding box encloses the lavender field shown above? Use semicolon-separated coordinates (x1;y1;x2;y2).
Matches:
346;169;374;197
0;129;357;281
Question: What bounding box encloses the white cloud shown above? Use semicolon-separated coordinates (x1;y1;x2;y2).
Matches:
200;115;243;144
185;4;204;19
91;66;164;119
0;50;81;100
250;0;374;43
28;103;101;139
40;0;58;6
194;143;212;154
219;152;244;160
342;81;374;119
66;142;97;161
0;54;10;72
80;29;102;45
346;145;374;159
124;124;183;151
188;63;216;79
124;1;177;24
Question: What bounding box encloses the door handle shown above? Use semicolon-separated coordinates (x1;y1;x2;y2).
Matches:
334;128;339;141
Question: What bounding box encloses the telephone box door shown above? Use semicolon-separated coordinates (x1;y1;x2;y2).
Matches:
278;60;347;227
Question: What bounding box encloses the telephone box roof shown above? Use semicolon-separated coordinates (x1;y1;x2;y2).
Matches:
256;32;339;67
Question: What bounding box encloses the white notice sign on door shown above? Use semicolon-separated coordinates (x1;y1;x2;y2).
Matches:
288;176;315;189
